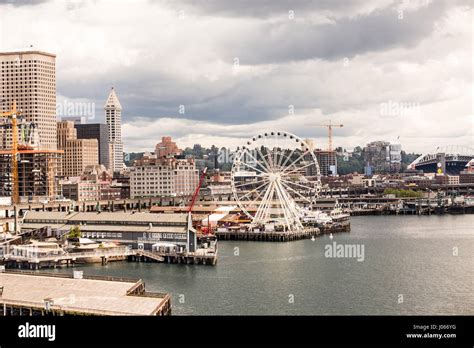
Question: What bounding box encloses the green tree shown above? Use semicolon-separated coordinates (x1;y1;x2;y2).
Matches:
383;188;423;198
68;225;82;238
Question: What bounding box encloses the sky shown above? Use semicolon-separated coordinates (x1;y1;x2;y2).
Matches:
0;0;472;154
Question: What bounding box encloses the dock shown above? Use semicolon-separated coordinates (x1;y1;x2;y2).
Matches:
1;246;167;269
1;244;218;269
130;248;218;265
0;270;171;316
214;227;320;242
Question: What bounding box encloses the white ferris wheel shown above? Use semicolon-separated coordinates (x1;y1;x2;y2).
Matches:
231;131;322;232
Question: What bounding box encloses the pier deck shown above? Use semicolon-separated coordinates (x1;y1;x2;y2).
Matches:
214;228;320;242
0;271;171;316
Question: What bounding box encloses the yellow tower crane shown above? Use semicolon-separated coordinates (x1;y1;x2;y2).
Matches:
0;100;20;204
316;120;343;152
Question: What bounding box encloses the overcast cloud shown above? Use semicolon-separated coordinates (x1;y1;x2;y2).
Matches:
0;0;472;153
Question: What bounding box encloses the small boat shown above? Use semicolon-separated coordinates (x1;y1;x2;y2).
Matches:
329;200;350;223
299;207;333;226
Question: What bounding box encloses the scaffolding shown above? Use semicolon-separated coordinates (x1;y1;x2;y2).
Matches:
0;150;62;203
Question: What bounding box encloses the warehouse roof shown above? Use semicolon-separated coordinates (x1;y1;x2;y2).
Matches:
23;211;188;224
79;225;186;234
0;272;169;316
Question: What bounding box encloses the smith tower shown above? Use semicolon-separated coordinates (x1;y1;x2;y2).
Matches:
104;87;124;171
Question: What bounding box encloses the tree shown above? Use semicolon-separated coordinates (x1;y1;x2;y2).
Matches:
68;225;82;238
383;188;423;198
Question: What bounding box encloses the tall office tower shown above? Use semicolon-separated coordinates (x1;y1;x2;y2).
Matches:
0;50;57;150
104;87;124;172
75;123;110;169
57;121;98;177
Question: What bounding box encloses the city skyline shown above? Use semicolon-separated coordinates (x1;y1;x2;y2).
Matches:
0;0;472;154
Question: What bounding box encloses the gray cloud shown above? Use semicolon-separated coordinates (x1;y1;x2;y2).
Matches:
218;1;450;64
0;0;49;6
1;0;471;152
171;0;391;18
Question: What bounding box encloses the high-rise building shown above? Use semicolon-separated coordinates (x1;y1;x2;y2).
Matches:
104;87;124;172
57;120;77;150
364;141;402;173
0;119;40;150
0;150;61;201
304;139;337;176
0;50;57;150
315;150;337;176
155;136;182;158
74;123;110;169
57;121;98;177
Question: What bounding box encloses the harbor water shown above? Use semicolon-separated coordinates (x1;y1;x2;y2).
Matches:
45;215;474;315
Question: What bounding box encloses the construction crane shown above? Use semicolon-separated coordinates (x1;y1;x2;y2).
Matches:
47;157;55;200
0;100;20;204
188;167;208;234
188;167;207;213
316;120;343;152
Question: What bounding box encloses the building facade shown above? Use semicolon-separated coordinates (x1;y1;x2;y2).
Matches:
0;119;40;150
0;50;57;150
315;150;337;176
22;211;196;252
74;123;110;169
0;150;61;202
130;156;199;198
364;141;402;174
155;136;181;158
57;121;99;177
61;179;100;201
104;87;124;172
63;139;99;177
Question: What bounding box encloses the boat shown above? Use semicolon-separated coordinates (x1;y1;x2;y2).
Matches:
329;200;350;223
299;207;333;226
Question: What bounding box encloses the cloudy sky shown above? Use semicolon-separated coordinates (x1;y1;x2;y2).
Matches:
0;0;472;153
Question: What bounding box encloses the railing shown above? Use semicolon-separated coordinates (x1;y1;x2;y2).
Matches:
135;249;165;261
3;269;141;284
4;247;134;262
0;298;156;316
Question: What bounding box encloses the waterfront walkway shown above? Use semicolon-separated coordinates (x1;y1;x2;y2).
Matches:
2;247;165;269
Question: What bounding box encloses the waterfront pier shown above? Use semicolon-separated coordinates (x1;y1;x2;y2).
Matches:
0;270;171;316
214;227;321;242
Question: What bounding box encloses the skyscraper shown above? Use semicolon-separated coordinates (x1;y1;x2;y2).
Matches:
104;87;124;171
0;50;57;150
57;121;99;177
74;123;110;169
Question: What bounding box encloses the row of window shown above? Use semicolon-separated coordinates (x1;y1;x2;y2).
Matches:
84;232;123;239
1;60;54;64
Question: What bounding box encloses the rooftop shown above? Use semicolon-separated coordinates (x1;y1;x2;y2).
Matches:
0;49;56;58
23;211;188;224
0;271;169;315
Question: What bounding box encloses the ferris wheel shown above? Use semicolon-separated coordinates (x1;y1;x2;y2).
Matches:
231;131;322;232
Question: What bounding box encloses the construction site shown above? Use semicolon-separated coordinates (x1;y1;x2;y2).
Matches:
0;101;62;204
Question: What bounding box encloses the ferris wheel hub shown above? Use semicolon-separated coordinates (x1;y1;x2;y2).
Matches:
268;173;279;182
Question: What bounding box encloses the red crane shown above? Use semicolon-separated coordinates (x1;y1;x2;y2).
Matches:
188;167;207;213
187;167;209;235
